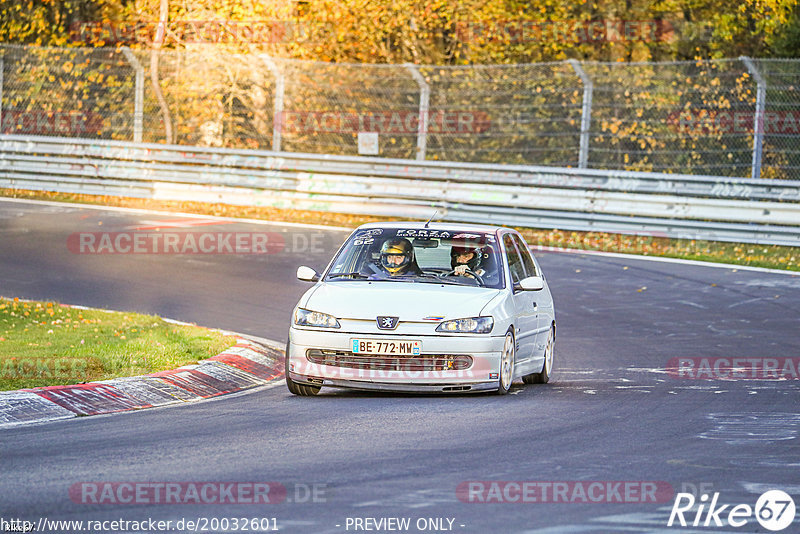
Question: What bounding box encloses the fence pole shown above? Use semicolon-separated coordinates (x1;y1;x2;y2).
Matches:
120;47;144;143
740;56;766;180
261;55;284;152
568;59;593;169
405;64;429;161
0;52;4;134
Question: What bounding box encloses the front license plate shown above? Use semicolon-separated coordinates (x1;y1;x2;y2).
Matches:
351;339;421;356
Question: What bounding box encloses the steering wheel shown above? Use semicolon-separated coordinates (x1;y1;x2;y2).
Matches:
443;268;484;286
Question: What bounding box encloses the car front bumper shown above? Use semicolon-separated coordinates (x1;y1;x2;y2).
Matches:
287;327;505;393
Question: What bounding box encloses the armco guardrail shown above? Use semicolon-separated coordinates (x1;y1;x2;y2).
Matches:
1;134;799;246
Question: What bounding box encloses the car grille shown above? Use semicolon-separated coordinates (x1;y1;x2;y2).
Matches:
306;349;473;371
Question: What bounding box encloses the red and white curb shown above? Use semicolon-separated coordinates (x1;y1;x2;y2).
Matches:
0;335;284;428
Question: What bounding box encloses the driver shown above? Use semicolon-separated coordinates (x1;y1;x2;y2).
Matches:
450;245;486;278
378;237;423;277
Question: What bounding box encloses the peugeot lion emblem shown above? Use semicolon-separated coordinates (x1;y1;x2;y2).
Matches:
377;316;399;330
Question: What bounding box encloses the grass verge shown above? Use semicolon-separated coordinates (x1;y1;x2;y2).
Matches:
2;188;799;272
0;297;237;391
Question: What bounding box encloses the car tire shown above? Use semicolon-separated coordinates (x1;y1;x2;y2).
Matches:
524;324;554;384
285;340;321;396
496;329;515;395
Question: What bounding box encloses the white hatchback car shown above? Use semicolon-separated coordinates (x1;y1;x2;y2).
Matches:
286;222;555;395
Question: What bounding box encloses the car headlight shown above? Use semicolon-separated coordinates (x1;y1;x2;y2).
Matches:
436;316;493;334
294;308;341;329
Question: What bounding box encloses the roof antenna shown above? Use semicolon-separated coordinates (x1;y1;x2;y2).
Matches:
423;210;438;228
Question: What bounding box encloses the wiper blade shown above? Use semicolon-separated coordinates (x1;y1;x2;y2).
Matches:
407;273;465;285
365;274;427;283
327;272;369;279
425;277;466;286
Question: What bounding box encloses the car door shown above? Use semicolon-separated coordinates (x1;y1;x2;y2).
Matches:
512;233;554;359
502;233;537;365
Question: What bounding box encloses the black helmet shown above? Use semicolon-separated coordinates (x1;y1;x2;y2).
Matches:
450;245;482;271
380;238;415;274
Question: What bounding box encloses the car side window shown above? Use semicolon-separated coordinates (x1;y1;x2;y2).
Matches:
512;234;537;277
503;234;526;286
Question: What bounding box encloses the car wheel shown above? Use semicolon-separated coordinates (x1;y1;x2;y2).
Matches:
524;324;554;384
285;340;320;396
496;329;515;395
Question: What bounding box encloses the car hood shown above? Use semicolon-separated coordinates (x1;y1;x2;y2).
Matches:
300;281;501;321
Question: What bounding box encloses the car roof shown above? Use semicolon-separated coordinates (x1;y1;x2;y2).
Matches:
355;221;510;234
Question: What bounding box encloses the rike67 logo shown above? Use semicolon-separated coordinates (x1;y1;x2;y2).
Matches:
668;490;796;531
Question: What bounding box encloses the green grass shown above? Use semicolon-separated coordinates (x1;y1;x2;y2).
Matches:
2;188;799;272
0;297;237;391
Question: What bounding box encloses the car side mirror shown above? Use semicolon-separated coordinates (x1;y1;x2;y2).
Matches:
296;265;320;282
518;275;544;291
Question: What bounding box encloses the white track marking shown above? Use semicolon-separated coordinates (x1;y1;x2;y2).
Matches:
0;197;352;232
3;197;798;274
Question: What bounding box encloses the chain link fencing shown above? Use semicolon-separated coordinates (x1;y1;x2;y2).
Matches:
755;59;800;180
0;44;797;179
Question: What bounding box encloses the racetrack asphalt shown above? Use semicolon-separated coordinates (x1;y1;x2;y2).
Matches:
1;198;799;533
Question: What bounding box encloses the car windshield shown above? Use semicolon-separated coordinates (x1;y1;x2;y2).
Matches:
325;228;504;289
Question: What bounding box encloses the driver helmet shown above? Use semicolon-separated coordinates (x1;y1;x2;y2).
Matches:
380;237;415;274
450;244;482;271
